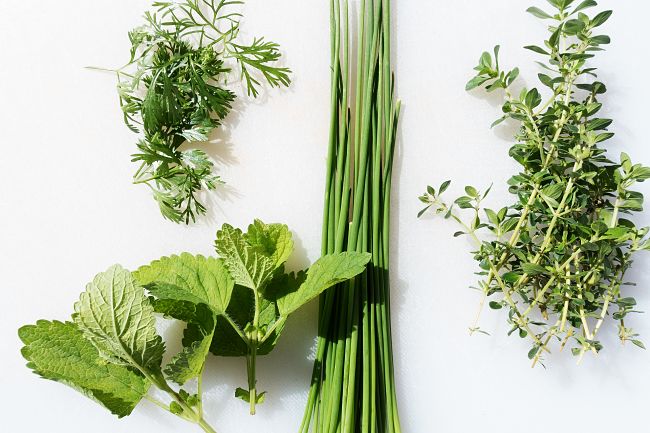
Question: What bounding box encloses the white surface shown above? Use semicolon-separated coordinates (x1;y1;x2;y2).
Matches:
1;1;649;432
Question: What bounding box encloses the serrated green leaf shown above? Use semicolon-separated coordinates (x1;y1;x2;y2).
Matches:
277;252;371;317
215;224;276;291
169;401;184;415
134;253;234;315
235;387;250;402
19;320;149;418
134;254;233;384
74;265;165;375
246;219;294;269
163;314;215;385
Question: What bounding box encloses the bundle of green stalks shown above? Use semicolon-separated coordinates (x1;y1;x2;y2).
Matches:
300;0;402;432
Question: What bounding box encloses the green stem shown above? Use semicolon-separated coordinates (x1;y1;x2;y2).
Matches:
247;291;261;415
246;344;258;415
197;417;219;433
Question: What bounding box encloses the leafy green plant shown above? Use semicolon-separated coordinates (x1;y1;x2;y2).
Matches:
301;0;403;432
419;0;650;366
108;0;291;224
19;221;370;430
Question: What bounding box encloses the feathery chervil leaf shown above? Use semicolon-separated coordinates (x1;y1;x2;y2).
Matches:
277;252;371;316
215;224;276;291
134;253;234;314
19;320;149;418
74;265;165;375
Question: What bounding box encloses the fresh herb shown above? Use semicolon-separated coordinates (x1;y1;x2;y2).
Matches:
135;220;371;415
19;220;370;429
420;1;650;366
300;0;403;431
20;265;220;433
110;1;290;223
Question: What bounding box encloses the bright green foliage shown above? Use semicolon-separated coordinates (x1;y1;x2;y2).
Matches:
134;253;234;385
134;253;234;314
19;320;149;418
114;0;291;224
420;1;649;366
19;221;370;427
20;265;220;433
74;265;165;375
164;313;215;385
214;222;283;291
277;252;372;316
301;1;404;432
207;220;371;414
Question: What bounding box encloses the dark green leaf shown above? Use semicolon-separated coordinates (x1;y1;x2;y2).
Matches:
524;45;550;55
591;10;613;27
502;272;521;283
521;263;547;275
527;6;553;19
489;301;503;310
572;0;597;13
564;19;586;35
466;76;490;91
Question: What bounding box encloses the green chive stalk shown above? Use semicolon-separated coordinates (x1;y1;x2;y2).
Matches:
300;0;402;431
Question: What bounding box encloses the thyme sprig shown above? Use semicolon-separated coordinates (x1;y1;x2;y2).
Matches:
420;0;650;366
114;0;290;223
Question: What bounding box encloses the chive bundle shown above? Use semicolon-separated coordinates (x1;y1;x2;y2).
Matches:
300;0;402;432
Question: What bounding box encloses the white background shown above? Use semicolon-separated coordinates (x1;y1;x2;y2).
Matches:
1;1;649;432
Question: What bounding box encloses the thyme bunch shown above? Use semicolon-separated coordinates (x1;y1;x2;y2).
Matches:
420;0;650;366
114;0;290;223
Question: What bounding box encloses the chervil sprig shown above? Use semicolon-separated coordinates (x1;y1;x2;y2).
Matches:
112;0;291;223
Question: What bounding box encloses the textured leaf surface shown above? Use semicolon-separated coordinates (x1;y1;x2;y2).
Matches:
277;252;371;316
163;313;215;385
74;265;165;374
19;320;149;418
215;224;276;291
141;272;220;385
134;253;234;314
246;220;294;268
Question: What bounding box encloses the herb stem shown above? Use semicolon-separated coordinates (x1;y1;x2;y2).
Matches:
145;394;171;412
197;417;219;433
